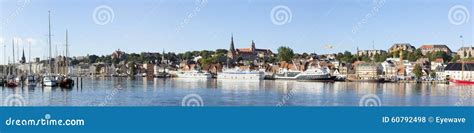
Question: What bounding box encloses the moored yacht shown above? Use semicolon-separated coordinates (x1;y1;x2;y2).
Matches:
274;68;302;80
6;75;19;87
295;67;335;81
217;67;264;81
43;11;59;87
275;67;335;81
58;30;75;88
175;70;212;79
25;75;36;86
43;75;57;87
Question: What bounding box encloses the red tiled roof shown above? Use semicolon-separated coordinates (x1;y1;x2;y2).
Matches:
237;48;252;53
420;45;434;49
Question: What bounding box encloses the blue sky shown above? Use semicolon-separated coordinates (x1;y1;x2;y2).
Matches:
0;0;472;61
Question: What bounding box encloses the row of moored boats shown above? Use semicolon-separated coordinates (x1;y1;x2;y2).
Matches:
175;66;337;82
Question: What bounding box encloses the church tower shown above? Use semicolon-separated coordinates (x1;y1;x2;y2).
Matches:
227;34;237;60
20;48;26;64
251;40;256;52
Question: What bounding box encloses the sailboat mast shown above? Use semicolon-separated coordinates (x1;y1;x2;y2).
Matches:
65;30;69;75
461;35;464;80
48;11;53;74
28;41;32;75
12;39;15;65
3;43;5;77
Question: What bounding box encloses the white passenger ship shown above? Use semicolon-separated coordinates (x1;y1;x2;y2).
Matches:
175;70;212;79
217;67;264;80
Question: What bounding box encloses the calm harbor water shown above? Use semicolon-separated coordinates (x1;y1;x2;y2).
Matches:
0;77;473;106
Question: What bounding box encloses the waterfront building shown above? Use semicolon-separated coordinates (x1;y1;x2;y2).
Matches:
202;63;222;75
457;47;474;58
444;62;474;81
227;35;273;62
431;58;445;71
388;43;416;53
154;64;169;75
384;58;410;76
16;62;47;75
329;60;340;69
338;63;351;76
434;65;446;80
88;63;115;76
381;60;398;79
179;61;197;71
142;63;154;77
419;44;452;55
75;63;91;76
354;63;383;79
357;50;387;57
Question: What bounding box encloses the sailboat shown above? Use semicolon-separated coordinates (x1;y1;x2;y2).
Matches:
6;39;19;88
0;44;5;86
42;11;58;87
25;42;36;86
58;30;74;88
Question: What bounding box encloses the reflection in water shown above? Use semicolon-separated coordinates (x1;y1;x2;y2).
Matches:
0;77;472;106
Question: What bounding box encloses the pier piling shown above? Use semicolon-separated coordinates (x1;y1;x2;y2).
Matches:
80;77;83;88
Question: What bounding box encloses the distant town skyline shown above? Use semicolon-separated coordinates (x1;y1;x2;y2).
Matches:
0;0;472;61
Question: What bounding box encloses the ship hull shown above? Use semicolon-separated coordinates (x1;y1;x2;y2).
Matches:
449;79;474;84
59;78;75;88
175;73;212;79
217;73;264;80
296;75;335;81
346;78;385;83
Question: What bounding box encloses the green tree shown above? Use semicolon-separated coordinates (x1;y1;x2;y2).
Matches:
451;54;460;63
265;56;277;64
430;71;436;78
277;46;295;62
199;50;214;58
413;64;423;79
336;51;356;63
88;55;99;63
215;49;228;55
127;62;137;76
374;52;389;62
361;56;371;62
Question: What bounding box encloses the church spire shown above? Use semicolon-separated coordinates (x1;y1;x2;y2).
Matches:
21;48;26;64
251;40;255;51
230;34;235;52
228;34;236;60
